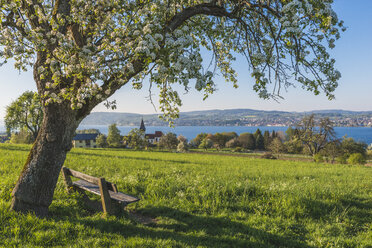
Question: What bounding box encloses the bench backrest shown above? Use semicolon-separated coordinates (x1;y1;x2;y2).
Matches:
62;167;118;192
61;166;118;214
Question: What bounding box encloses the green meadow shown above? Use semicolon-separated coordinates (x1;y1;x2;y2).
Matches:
0;144;371;247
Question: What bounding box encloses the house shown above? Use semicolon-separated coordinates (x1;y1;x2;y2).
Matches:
145;131;164;145
139;119;163;145
72;133;99;148
0;133;9;143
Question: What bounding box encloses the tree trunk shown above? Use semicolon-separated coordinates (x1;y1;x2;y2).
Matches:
10;103;79;217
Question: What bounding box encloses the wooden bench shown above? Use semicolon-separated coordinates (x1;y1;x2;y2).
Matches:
61;167;139;215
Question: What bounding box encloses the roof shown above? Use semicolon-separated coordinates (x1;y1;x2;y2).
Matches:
73;133;99;141
140;118;146;131
145;131;163;139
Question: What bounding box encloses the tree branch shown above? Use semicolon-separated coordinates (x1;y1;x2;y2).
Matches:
166;3;234;32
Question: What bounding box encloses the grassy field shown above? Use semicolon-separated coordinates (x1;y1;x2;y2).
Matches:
0;144;371;247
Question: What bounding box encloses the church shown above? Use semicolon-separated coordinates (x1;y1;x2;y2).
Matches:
139;119;163;145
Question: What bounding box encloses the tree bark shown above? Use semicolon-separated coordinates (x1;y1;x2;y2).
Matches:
10;102;79;217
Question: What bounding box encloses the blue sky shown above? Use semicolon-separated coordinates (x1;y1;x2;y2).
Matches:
0;0;371;122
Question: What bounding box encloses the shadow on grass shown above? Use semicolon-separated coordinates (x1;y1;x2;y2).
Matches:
68;150;208;166
49;192;372;247
62;205;312;248
300;195;372;228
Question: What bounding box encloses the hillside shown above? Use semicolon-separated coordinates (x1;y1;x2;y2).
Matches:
81;109;372;127
1;144;371;247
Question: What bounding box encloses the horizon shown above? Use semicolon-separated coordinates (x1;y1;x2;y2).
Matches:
1;107;372;125
1;0;372;121
90;107;372;115
1;107;372;124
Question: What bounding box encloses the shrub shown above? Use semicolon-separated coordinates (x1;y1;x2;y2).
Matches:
347;153;366;165
341;138;367;157
313;154;324;163
198;138;213;150
234;147;243;153
261;152;277;159
158;133;178;150
367;149;372;160
226;138;239;148
336;154;348;164
177;142;188;153
10;130;33;144
96;134;108;148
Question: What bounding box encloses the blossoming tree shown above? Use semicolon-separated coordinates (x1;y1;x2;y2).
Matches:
0;0;343;216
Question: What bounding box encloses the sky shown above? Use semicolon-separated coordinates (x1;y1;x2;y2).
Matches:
0;0;371;123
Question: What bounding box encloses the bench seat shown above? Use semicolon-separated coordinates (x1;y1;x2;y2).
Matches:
73;179;139;204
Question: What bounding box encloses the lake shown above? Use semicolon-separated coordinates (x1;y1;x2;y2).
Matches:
1;124;371;144
78;125;372;145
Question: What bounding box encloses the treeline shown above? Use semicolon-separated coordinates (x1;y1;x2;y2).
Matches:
190;129;281;152
190;114;371;165
94;124;189;152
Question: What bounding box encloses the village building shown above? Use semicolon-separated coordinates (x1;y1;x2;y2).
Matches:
146;131;164;145
72;133;99;148
0;133;9;143
139;119;163;145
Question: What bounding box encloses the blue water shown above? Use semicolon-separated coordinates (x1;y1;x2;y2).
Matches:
77;125;372;145
1;124;371;144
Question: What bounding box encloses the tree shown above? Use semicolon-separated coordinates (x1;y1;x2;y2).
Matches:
177;135;188;152
254;130;265;150
263;131;271;150
96;134;108;148
237;133;255;150
211;133;228;150
285;127;296;141
340;137;367;157
158;133;178;150
5;91;43;141
107;124;121;147
10;129;33;144
226;138;239;148
1;1;344;216
253;129;261;140
269;137;286;157
283;127;303;154
190;133;208;148
321;140;341;163
222;132;238;141
284;139;304;154
294;114;336;156
123;128;146;150
199;138;213;151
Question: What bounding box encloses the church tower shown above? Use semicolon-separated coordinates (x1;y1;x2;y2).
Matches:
139;118;146;132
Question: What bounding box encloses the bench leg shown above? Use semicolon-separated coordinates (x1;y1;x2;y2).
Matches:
61;167;73;193
98;178;112;215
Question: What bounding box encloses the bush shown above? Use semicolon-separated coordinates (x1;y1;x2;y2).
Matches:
341;138;367;157
158;133;178;150
261;152;277;159
10;130;33;144
313;154;324;163
336;154;348;164
177;142;188;153
367;149;372;160
226;138;239;148
234;147;243;153
347;153;366;165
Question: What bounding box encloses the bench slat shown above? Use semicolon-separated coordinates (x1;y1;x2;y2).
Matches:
72;180;140;204
65;168;100;185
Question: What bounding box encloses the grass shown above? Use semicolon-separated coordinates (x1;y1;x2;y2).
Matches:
0;143;371;247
